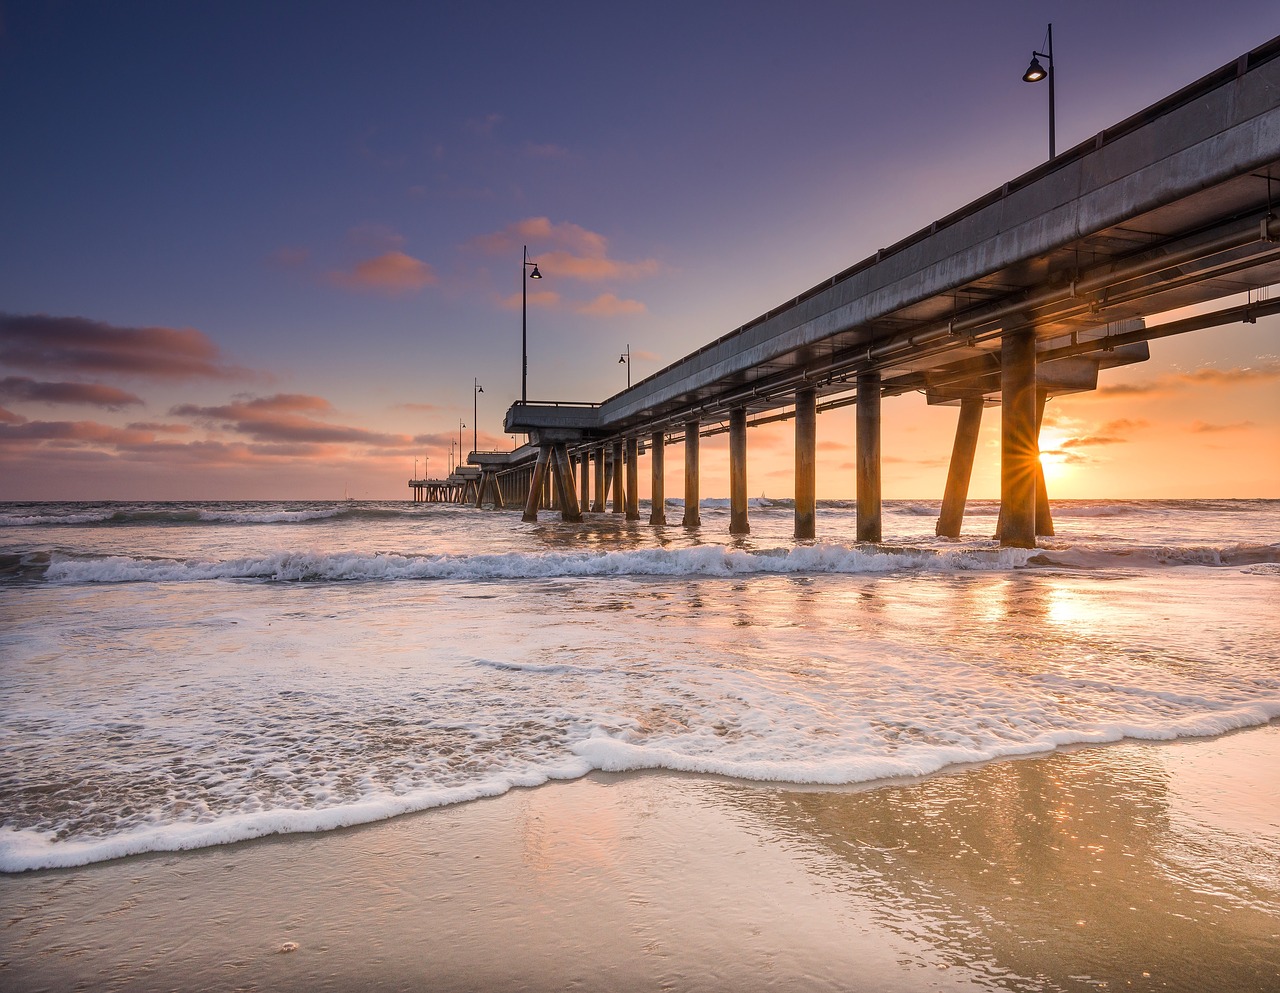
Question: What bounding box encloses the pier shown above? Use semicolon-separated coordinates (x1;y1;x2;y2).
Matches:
433;39;1280;545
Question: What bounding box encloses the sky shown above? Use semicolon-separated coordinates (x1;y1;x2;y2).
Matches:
1;0;1278;502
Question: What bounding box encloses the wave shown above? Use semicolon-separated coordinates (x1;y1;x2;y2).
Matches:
40;543;1042;584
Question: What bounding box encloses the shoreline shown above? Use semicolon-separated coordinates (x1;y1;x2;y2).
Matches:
3;724;1277;992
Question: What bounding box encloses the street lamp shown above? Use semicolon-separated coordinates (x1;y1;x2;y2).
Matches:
459;418;466;465
474;378;483;453
522;245;542;404
618;344;631;388
1022;22;1056;159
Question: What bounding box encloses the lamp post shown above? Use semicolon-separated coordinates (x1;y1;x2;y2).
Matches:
459;419;466;465
1022;23;1055;159
473;379;483;453
522;245;542;404
618;344;631;388
449;441;456;473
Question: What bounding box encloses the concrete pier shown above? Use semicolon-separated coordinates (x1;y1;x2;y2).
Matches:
553;444;583;523
794;388;817;540
1000;329;1038;548
522;446;550;523
649;430;666;525
729;407;749;535
625;437;640;520
611;440;625;514
682;419;700;528
578;453;590;514
935;397;984;539
855;372;881;543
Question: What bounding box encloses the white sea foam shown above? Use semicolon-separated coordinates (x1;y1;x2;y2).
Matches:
195;508;345;524
40;543;1042;584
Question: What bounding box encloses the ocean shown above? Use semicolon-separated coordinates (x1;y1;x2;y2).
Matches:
2;497;1278;874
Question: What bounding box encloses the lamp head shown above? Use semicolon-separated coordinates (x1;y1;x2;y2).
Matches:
1022;56;1047;83
529;264;542;279
477;384;484;393
619;354;626;364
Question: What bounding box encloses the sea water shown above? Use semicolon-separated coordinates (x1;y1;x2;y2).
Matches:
1;498;1277;872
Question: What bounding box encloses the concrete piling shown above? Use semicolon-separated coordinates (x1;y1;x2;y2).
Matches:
649;430;666;525
1000;329;1038;548
682;419;701;527
729;407;749;535
936;397;984;539
794;388;817;540
855;372;882;543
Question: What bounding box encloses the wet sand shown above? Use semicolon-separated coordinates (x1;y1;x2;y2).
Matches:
3;724;1278;992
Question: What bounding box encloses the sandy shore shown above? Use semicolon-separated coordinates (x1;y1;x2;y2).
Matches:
3;724;1278;992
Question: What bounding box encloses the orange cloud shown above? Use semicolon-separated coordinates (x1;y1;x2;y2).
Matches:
1190;420;1256;433
329;251;437;294
1098;359;1280;397
575;293;646;317
468;217;661;282
500;289;561;311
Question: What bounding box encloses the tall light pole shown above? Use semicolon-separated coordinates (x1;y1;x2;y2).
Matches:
473;379;483;453
618;344;631;388
522;245;542;403
459;418;466;465
1022;23;1056;159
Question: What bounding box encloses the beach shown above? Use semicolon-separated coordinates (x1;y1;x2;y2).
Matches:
2;498;1278;990
3;726;1278;992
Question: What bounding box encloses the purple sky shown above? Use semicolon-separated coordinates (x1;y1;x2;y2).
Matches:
2;1;1278;500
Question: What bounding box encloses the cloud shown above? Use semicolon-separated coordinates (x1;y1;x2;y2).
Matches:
328;251;437;294
575;293;646;317
1059;435;1127;448
524;142;572;159
126;421;192;434
171;393;412;447
0;313;239;379
1098;359;1280;397
0;406;25;424
268;246;311;268
466;113;504;137
500;289;561;311
0;419;156;446
393;401;446;413
468;217;661;282
1189;420;1255;433
0;376;143;410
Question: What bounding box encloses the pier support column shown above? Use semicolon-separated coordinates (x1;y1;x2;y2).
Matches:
1000;329;1038;548
625;437;640;520
522;446;551;523
729;407;749;535
1034;391;1055;537
592;446;606;512
611;440;625;514
578;453;590;514
553;444;583;523
856;372;882;543
935;397;984;538
649;430;666;525
794;388;817;540
682;420;701;527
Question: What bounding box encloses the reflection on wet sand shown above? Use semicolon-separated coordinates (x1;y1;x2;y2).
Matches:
722;729;1280;991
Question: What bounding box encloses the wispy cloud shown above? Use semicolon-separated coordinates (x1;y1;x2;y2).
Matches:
469;217;661;282
328;251;437;294
465;113;504;137
1189;419;1256;433
575;293;646;317
1098;358;1280;397
499;289;561;311
0;376;143;410
170;393;414;448
0;313;241;379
